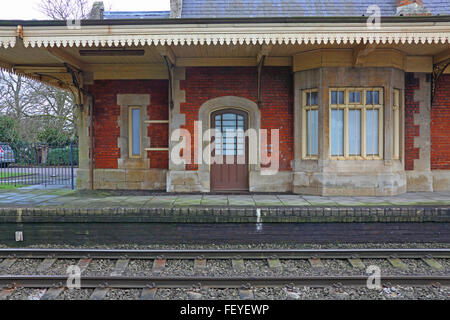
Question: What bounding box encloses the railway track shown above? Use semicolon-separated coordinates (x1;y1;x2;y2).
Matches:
1;275;449;288
1;248;449;300
1;248;449;259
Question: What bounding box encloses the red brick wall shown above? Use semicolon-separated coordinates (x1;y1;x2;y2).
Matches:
89;80;169;169
404;73;420;171
431;74;450;170
180;66;294;171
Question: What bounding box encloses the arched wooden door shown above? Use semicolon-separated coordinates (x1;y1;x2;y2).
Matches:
210;109;249;192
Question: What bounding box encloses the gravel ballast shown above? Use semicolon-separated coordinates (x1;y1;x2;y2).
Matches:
1;242;448;300
3;286;449;300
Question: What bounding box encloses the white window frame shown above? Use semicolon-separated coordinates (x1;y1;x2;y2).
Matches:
302;89;319;159
329;88;384;160
128;106;143;159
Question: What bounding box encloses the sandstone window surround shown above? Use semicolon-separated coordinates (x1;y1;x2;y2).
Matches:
116;94;151;169
329;88;384;160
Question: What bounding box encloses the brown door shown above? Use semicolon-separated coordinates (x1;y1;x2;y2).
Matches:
210;109;249;192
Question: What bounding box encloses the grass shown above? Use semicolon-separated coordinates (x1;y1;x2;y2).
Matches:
0;184;25;190
0;172;33;179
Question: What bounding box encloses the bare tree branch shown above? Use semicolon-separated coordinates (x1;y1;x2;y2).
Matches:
0;0;89;142
37;0;92;20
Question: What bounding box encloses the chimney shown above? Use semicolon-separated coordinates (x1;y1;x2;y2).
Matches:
170;0;183;18
396;0;431;16
89;1;105;20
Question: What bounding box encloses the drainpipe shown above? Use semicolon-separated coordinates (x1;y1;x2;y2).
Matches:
257;55;266;108
163;55;174;110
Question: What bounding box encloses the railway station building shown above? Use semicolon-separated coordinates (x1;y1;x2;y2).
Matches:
0;0;449;196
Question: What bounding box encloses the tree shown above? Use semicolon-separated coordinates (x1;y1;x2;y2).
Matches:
0;70;78;142
0;70;44;119
0;0;91;144
37;127;72;145
37;0;92;20
0;115;19;143
0;70;48;141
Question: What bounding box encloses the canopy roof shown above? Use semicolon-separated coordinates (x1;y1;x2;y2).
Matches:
0;16;449;49
0;16;448;90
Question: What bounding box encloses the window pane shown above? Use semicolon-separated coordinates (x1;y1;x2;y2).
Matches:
331;109;344;156
366;91;372;104
348;110;361;156
331;91;337;104
307;109;318;156
339;91;344;104
306;92;311;106
373;91;379;104
131;108;141;156
331;91;345;104
366;109;379;155
350;91;360;103
311;92;318;105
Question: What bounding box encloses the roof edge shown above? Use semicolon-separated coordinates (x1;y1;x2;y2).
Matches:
0;15;449;27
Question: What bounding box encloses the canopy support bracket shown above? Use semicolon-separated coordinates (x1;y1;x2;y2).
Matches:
432;58;450;105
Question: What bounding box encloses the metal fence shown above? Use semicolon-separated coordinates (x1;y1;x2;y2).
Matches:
0;142;78;189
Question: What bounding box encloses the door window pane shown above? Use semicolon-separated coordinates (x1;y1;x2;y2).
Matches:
331;109;344;156
131;108;141;156
306;109;319;156
366;109;379;155
222;113;236;121
348;110;361;156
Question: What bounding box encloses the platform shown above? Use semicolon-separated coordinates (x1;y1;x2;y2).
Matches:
0;189;448;224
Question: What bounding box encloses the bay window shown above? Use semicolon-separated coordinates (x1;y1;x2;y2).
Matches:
329;88;383;159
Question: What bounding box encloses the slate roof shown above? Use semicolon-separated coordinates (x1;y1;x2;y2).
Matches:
102;0;450;19
181;0;449;17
